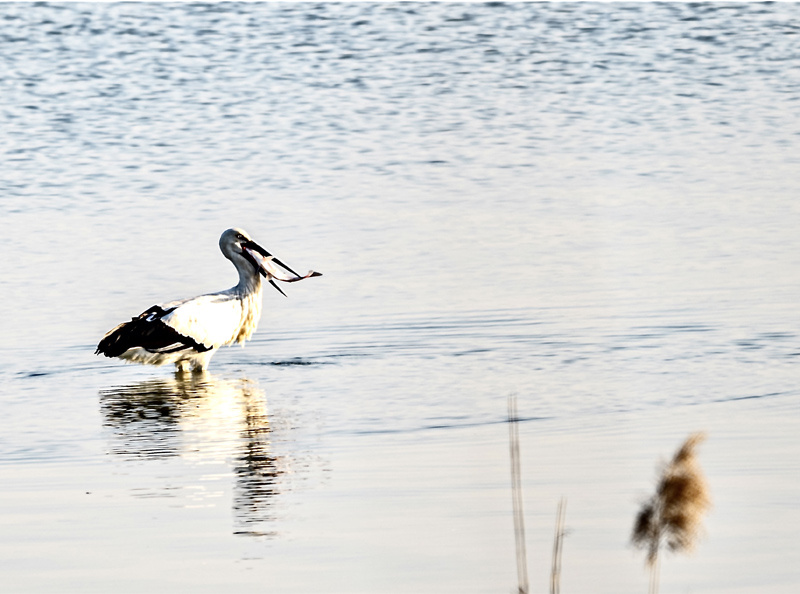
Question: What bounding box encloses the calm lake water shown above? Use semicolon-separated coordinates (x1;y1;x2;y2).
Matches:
1;2;799;592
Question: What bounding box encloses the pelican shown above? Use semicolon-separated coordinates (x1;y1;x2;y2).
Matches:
96;228;321;373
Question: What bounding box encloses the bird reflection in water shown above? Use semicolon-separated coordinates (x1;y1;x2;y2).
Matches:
100;374;283;535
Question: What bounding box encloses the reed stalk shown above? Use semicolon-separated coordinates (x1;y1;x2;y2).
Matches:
508;394;529;594
550;497;567;594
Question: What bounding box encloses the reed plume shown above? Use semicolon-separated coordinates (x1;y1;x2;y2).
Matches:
632;432;711;594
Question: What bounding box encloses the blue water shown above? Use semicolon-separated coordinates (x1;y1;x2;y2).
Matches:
1;3;799;592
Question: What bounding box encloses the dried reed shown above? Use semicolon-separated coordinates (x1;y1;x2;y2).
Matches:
508;394;529;594
550;497;567;594
632;432;711;594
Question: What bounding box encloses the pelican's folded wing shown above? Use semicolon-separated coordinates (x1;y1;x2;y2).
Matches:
96;305;212;357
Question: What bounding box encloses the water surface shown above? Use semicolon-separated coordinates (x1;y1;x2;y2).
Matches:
1;3;799;592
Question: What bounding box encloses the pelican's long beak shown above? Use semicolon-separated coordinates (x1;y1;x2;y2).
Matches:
242;240;322;297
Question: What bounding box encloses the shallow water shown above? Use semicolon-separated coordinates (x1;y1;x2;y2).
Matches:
1;3;799;592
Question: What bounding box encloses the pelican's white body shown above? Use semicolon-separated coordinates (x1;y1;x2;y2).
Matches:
118;288;263;372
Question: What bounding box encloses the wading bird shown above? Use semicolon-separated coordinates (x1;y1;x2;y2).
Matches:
96;228;321;373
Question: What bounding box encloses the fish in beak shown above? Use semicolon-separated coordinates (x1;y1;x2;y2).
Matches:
241;240;322;296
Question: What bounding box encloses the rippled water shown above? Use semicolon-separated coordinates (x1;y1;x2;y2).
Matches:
1;3;799;593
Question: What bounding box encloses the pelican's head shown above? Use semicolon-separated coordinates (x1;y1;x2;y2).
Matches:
219;228;321;296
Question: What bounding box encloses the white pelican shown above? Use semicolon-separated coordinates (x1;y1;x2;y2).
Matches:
96;228;321;373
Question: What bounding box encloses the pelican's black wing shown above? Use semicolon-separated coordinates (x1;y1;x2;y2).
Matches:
96;305;212;358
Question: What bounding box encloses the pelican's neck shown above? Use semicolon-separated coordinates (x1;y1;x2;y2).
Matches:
234;266;263;297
